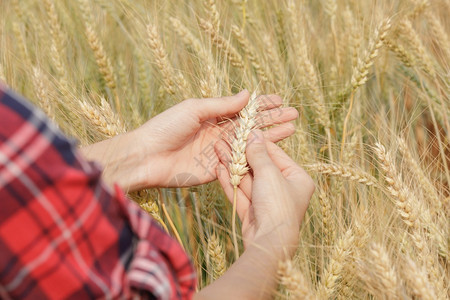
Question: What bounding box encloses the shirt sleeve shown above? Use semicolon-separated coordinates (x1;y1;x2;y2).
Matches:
0;86;196;300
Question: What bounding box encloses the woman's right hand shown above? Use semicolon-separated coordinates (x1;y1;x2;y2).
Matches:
215;129;315;250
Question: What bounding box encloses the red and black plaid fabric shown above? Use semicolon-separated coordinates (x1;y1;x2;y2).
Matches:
0;84;196;299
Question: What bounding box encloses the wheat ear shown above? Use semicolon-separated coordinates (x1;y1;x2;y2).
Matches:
277;260;311;299
305;163;377;187
147;23;189;99
424;10;450;60
397;137;440;210
351;19;391;90
78;0;118;97
198;18;244;69
317;229;354;298
31;67;54;120
79;98;125;138
170;17;218;97
138;193;168;233
373;142;444;292
262;34;283;89
231;25;269;84
341;18;391;160
287;1;333;161
373;143;423;237
203;0;220;32
402;257;436;300
397;19;435;76
43;0;69;94
357;243;400;299
229;91;259;259
318;189;335;247
207;234;227;280
385;38;416;67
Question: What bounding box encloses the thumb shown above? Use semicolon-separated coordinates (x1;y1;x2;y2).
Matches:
246;130;275;175
189;89;249;122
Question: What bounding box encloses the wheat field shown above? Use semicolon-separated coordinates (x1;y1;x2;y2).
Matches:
0;0;449;298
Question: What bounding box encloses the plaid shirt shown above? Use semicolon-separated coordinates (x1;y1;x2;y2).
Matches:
0;84;196;299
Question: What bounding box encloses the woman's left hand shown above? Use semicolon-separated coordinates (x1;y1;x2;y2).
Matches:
82;90;298;191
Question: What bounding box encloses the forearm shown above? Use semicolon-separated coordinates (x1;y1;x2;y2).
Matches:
80;131;149;192
195;226;299;300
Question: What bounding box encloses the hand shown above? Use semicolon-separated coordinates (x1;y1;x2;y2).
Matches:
132;90;299;188
195;130;314;300
215;129;315;249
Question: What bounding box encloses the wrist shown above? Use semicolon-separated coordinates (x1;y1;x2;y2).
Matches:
252;222;300;258
80;130;156;191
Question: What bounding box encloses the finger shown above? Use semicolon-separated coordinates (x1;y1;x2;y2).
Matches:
265;140;310;179
186;90;250;122
255;107;299;128
246;129;280;176
217;94;283;122
216;163;252;221
256;94;283;112
217;106;298;141
264;123;296;143
215;139;232;165
237;172;253;200
216;123;295;159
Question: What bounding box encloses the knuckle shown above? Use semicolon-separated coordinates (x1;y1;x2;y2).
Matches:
285;122;296;132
